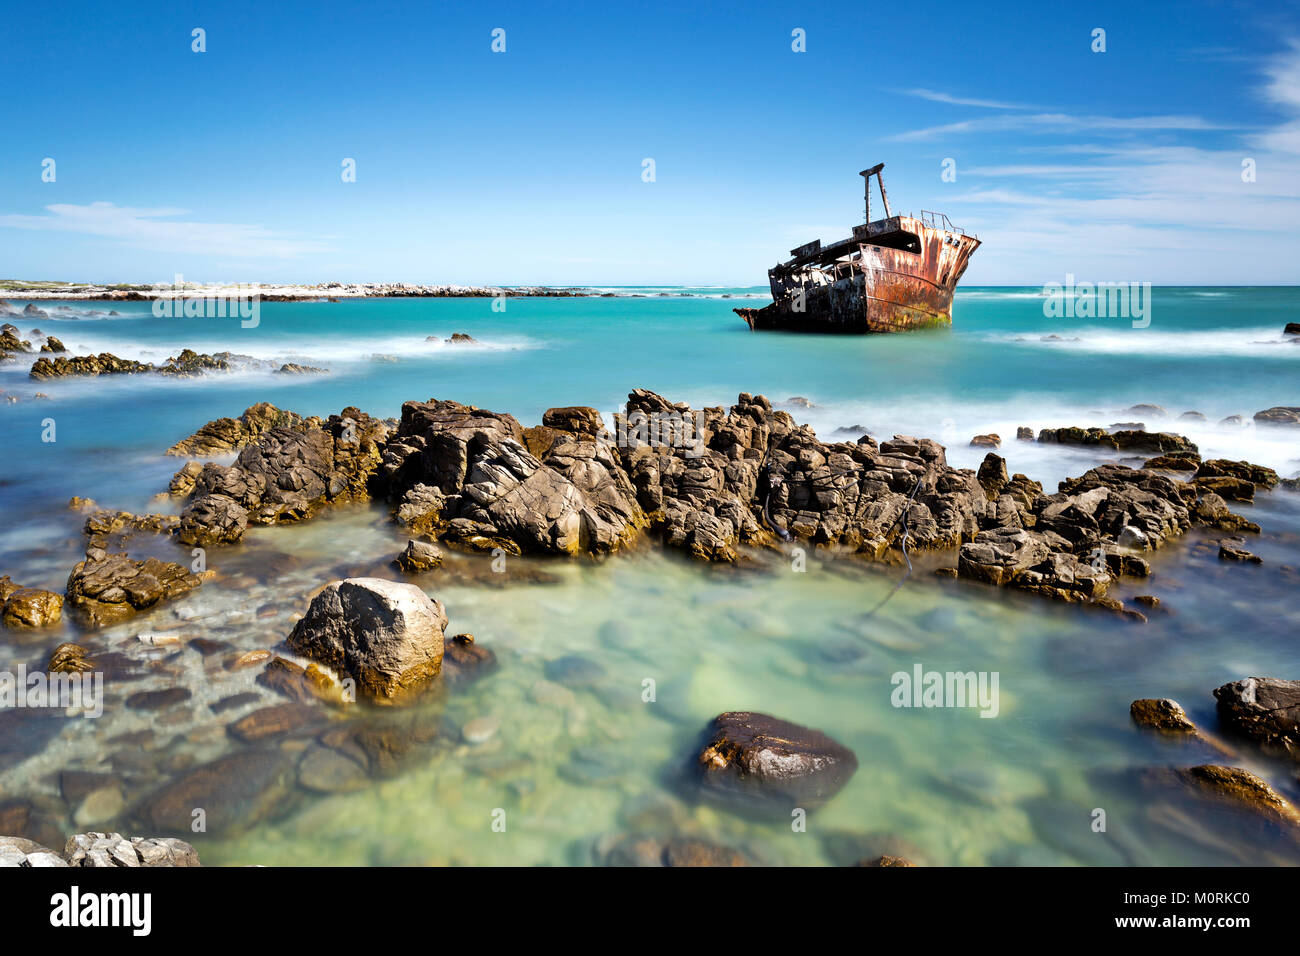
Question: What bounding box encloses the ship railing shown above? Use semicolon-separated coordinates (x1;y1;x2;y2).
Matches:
917;210;974;238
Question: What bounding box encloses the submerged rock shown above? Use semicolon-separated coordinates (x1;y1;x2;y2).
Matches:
286;577;446;702
695;711;858;811
138;749;294;834
1164;765;1300;827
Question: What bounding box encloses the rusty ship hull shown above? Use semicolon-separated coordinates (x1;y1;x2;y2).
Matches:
736;166;980;334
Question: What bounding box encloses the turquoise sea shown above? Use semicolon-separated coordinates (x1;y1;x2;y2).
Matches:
1;287;1298;865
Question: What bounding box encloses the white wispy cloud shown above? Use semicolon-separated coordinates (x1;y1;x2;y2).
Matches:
890;112;1231;141
900;88;1035;110
0;202;332;258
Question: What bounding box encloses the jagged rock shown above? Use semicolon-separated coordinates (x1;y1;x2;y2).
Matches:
1131;698;1197;734
178;494;248;546
0;837;67;866
542;406;605;438
167;461;203;497
1192;476;1255;502
176;408;388;543
286;578;446;703
166;402;313;456
1194;459;1279;489
1015;426;1034;441
2;586;63;628
29;349;234;380
47;643;94;674
40;335;66;353
378;398;643;555
1143;453;1200;471
695;711;858;811
1285;323;1300;335
1213;678;1300;758
63;832;200;867
976;452;1008;500
66;550;202;625
1037;426;1196;455
969;433;1000;448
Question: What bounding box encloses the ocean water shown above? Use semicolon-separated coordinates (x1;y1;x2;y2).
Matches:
0;287;1298;866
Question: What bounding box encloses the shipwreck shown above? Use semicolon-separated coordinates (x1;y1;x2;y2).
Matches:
736;163;980;333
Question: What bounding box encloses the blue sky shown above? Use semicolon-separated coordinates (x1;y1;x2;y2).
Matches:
3;0;1299;285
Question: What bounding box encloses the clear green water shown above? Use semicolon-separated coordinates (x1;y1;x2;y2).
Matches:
1;288;1298;865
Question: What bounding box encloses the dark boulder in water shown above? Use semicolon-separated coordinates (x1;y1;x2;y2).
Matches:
694;711;858;811
1214;677;1300;758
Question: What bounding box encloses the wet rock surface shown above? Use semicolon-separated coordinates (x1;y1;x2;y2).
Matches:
286;577;447;702
65;549;202;625
695;711;858;811
155;390;1286;615
1131;698;1197;734
1214;677;1300;758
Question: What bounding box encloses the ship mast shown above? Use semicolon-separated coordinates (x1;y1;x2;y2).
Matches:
859;163;892;224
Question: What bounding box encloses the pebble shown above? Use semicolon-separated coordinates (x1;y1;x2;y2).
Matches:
462;716;500;745
137;633;182;647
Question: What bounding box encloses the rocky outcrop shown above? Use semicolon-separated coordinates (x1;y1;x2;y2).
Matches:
39;335;65;353
28;349;240;380
0;832;200;867
175;407;390;545
286;578;447;703
1036;426;1197;455
378;398;645;555
65;549;202;625
0;836;67;867
166;402;317;456
1213;678;1300;759
155;389;1277;614
695;711;858;810
64;832;200;867
1194;459;1280;489
1254;406;1300;426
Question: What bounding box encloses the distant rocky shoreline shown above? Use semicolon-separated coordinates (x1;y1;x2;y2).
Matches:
3;282;628;301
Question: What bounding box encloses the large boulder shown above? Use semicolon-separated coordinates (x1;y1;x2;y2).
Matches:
695;711;858;811
286;578;447;702
1214;678;1300;759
